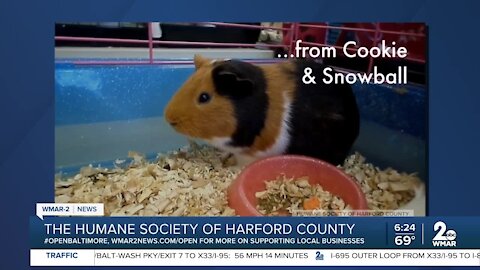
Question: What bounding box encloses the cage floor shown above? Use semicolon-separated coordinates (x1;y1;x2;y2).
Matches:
55;142;425;216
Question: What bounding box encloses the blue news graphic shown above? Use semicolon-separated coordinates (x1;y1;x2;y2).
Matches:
30;217;479;249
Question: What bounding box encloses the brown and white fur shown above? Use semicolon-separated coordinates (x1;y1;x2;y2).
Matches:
165;55;424;215
165;55;360;166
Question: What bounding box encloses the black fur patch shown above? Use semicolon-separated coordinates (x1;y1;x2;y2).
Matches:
212;60;268;147
286;60;360;165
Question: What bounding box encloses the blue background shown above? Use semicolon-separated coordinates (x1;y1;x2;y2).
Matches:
1;0;480;269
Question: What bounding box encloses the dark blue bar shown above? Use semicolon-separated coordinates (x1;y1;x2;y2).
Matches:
30;217;479;249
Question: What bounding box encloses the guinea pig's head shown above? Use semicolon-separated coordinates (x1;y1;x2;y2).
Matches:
164;55;258;140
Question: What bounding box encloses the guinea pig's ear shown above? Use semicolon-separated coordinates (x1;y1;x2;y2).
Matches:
194;54;209;70
212;70;254;98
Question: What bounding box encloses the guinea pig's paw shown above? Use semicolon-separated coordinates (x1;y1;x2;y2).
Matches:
221;153;237;167
233;154;258;168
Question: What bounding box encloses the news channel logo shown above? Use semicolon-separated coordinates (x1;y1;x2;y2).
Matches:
432;221;457;247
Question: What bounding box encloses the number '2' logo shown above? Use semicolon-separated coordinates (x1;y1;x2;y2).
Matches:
433;221;457;241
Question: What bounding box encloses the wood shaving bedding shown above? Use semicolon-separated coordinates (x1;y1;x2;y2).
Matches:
55;142;240;216
55;143;422;216
340;152;422;210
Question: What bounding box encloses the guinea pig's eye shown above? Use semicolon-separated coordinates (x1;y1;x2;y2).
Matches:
198;92;211;104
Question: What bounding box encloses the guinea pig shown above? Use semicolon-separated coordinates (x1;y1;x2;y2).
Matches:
165;55;360;166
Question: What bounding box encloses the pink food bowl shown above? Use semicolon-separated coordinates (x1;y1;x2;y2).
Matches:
227;155;369;216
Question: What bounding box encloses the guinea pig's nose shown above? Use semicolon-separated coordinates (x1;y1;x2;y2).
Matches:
164;112;178;126
166;116;178;126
